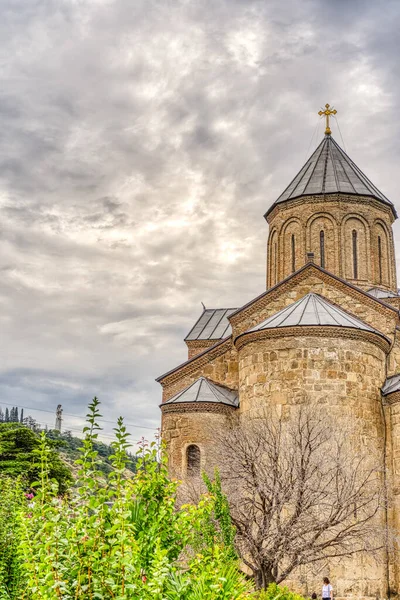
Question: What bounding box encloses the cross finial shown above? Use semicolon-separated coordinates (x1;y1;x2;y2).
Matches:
318;103;337;136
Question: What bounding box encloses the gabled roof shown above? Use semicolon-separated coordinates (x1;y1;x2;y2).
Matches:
229;262;399;320
185;308;237;341
367;288;399;299
382;374;400;396
163;376;239;407
265;135;396;218
245;292;385;338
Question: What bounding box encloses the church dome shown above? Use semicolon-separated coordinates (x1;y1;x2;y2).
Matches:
265;130;398;293
265;135;396;218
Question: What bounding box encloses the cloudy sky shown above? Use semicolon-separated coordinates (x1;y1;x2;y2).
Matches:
1;0;400;446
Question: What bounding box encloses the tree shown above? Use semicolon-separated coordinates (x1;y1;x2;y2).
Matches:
5;408;9;423
20;409;24;424
216;407;384;589
0;423;72;494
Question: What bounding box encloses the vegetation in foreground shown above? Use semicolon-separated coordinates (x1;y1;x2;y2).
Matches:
0;398;253;599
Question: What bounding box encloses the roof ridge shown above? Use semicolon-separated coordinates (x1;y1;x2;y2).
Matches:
265;134;396;219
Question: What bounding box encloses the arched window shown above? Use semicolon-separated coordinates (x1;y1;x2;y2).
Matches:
186;444;200;476
320;230;325;269
291;234;296;273
274;241;278;284
352;230;358;279
378;235;382;284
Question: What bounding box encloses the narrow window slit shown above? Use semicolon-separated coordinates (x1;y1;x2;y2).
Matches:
320;230;325;269
352;230;358;279
187;444;201;477
378;235;382;284
291;234;296;273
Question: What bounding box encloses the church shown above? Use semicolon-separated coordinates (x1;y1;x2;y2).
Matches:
157;106;400;597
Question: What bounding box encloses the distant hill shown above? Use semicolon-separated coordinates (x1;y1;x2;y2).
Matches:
0;419;138;492
45;429;138;476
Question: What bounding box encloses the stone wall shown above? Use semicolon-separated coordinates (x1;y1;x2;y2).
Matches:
161;406;236;479
236;332;388;598
160;339;239;402
266;194;397;293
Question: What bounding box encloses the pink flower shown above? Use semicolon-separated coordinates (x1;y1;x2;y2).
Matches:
25;493;34;500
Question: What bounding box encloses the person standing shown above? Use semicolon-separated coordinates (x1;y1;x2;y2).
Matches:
322;577;333;600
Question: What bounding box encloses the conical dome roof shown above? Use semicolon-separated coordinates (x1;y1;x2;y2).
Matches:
245;293;385;338
265;135;395;218
164;376;238;407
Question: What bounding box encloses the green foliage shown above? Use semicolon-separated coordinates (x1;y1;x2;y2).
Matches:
253;583;307;600
0;477;25;598
45;428;138;475
5;397;251;599
0;422;72;494
203;469;237;559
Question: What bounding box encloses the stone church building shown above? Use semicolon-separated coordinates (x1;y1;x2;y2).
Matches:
157;117;400;597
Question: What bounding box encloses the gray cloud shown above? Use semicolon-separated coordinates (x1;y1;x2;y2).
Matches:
1;0;400;444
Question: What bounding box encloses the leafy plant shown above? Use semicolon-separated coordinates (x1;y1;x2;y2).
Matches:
0;422;72;493
9;398;251;599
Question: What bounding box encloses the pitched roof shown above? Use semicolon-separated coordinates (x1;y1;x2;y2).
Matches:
229;262;399;320
265;135;395;218
185;308;237;341
163;376;239;407
367;287;399;299
382;374;400;396
245;292;385;338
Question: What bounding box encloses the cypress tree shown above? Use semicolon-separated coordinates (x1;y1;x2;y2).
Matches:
14;407;19;423
0;408;3;422
20;408;24;424
5;408;9;422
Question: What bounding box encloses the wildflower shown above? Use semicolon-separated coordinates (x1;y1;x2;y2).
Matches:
25;492;34;500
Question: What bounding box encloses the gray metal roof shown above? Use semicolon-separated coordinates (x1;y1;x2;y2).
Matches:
265;135;394;217
164;376;239;407
382;374;400;396
367;288;399;299
246;293;383;336
185;308;237;341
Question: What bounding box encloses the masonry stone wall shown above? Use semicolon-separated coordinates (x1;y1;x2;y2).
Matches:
161;340;239;402
266;195;397;293
236;331;388;598
161;407;236;479
185;339;218;359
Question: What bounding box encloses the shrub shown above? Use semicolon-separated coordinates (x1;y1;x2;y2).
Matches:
11;398;252;599
254;583;307;600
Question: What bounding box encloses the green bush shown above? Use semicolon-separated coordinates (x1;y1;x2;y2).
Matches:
0;422;72;493
7;398;252;599
0;477;25;598
253;583;307;600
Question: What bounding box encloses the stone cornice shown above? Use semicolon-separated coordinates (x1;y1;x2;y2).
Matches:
234;325;390;354
382;391;400;406
160;401;237;415
229;263;398;332
157;337;232;387
265;193;396;224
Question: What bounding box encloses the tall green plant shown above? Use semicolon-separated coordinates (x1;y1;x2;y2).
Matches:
11;398;252;599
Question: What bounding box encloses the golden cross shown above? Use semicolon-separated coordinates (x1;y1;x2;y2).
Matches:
318;103;337;135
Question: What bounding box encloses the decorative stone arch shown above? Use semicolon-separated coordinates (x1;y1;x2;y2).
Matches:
267;228;279;288
280;218;304;279
184;443;202;477
341;214;371;283
373;219;392;288
306;213;338;273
